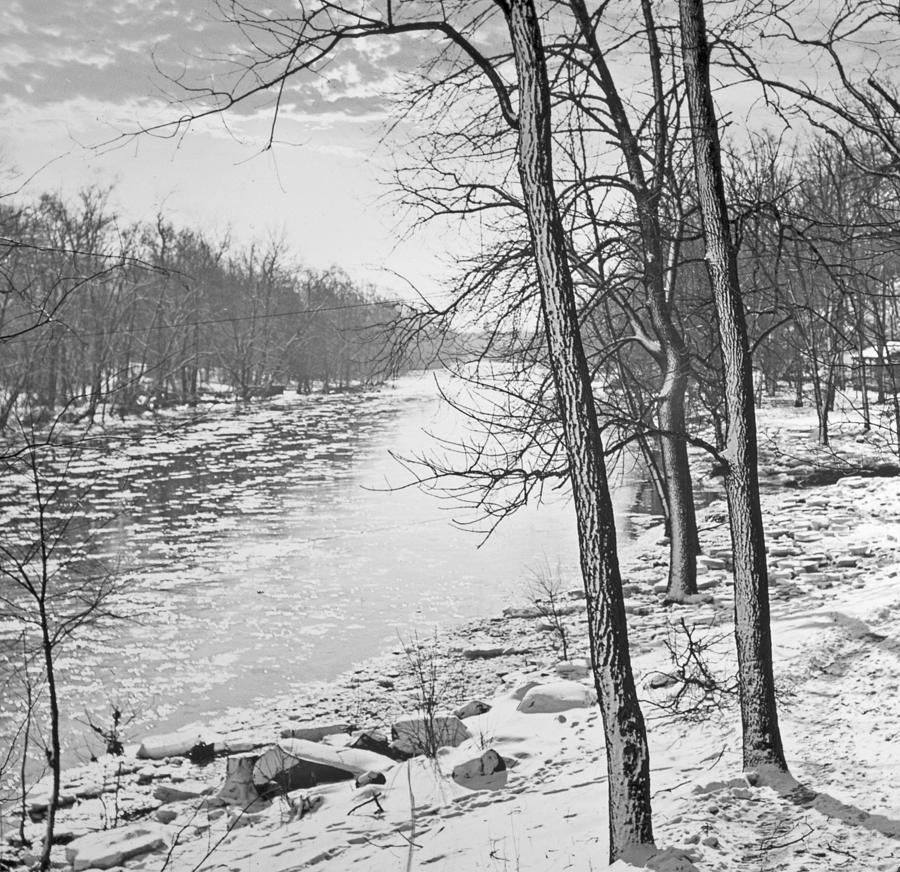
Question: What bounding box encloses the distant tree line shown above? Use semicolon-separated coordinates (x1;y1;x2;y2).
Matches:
0;187;419;431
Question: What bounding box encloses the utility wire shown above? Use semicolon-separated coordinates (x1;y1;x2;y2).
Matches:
1;292;456;344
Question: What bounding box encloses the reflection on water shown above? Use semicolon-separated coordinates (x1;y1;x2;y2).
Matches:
0;375;659;756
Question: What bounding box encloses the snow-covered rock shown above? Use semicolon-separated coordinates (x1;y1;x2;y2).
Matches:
451;749;507;788
391;714;471;755
454;699;492;720
516;681;597;714
554;658;591;680
65;823;169;871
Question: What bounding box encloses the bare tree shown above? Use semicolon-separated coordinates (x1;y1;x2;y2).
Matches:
0;425;122;870
678;0;787;775
139;0;658;859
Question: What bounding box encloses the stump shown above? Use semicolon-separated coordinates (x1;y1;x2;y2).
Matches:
217;753;260;808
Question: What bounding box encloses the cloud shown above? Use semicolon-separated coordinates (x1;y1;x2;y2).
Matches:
1;0;437;126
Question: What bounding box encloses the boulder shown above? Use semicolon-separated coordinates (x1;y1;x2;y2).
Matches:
65;823;169;871
554;659;590;680
351;730;410;761
391;714;471;756
517;681;597;714
451;749;507;789
253;739;395;791
279;721;352;742
454;700;492;720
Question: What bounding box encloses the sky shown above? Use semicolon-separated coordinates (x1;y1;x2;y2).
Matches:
3;0;899;306
0;0;461;301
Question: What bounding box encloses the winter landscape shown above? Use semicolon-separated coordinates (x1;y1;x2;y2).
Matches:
3;2;900;872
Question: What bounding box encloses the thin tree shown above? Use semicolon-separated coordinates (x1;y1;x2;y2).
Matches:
677;0;787;774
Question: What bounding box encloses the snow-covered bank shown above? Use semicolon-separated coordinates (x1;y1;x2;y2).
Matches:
7;452;900;871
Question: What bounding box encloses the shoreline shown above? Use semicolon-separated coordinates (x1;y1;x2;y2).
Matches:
5;393;900;870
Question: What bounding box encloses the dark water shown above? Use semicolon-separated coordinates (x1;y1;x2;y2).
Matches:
0;375;665;764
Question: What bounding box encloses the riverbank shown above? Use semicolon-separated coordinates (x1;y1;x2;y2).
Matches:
6;393;900;871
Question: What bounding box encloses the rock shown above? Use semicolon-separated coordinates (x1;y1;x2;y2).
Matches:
391;714;471;756
350;729;409;760
702;835;719;848
517;681;597;714
136;766;156;785
454;700;492;720
65;823;169;871
554;659;590;680
280;721;352;741
188;741;216;765
253;739;395;791
451;749;507;788
155;806;179;824
648;673;679;689
137;729;220;760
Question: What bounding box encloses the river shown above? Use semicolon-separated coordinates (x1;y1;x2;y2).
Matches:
0;374;656;764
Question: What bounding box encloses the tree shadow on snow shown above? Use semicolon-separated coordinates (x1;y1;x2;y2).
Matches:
784;782;900;840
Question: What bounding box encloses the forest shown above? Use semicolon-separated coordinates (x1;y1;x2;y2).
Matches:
0;189;414;431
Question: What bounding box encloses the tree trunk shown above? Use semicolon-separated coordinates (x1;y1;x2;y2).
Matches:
659;374;699;600
678;0;787;774
505;0;655;858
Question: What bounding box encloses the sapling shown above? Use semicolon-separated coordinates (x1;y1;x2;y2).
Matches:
525;562;571;661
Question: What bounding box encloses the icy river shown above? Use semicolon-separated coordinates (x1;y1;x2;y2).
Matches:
0;375;654;760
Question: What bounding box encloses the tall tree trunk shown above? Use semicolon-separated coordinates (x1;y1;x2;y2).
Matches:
659;373;700;599
505;0;654;858
678;0;787;774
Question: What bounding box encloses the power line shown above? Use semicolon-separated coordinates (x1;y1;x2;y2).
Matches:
1;292;455;344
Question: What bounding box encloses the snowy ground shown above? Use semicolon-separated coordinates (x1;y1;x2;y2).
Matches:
6;394;900;872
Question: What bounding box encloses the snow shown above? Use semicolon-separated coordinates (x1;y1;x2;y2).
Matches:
5;393;900;871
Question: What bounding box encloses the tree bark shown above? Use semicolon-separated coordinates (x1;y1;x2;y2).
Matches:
659;376;699;599
504;0;655;858
678;0;787;773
